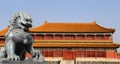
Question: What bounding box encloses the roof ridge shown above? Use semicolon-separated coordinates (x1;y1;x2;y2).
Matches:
45;21;95;24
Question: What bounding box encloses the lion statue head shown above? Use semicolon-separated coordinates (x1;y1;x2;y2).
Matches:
8;11;32;32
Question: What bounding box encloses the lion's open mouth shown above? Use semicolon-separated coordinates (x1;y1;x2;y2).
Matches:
21;23;32;28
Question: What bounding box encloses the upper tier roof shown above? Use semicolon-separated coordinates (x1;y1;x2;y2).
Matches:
30;21;115;33
0;21;115;36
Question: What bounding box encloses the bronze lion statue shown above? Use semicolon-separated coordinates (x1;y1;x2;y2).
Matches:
0;11;44;61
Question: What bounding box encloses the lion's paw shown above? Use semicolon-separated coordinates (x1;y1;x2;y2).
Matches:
31;50;44;61
7;55;20;61
32;50;41;59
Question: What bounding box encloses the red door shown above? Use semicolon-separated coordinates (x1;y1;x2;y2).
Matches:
63;51;74;60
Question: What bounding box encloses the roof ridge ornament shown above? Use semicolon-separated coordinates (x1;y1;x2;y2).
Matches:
45;20;48;23
93;20;96;24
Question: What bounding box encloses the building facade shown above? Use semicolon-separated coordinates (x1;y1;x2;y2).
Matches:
0;21;120;64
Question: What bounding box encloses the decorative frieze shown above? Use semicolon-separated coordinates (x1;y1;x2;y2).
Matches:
30;33;113;40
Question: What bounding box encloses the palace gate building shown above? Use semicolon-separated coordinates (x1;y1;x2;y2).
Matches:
0;21;120;64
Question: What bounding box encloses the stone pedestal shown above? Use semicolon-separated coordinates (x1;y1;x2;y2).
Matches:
0;60;46;64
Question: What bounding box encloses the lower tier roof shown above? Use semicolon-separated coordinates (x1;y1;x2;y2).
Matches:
0;43;120;48
32;43;120;48
34;40;113;43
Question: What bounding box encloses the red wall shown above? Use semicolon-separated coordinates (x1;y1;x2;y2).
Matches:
25;50;120;60
106;51;117;59
117;54;120;59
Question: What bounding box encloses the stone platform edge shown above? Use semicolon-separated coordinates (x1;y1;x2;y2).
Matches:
0;60;46;64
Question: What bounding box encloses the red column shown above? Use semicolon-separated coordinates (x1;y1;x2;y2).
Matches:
111;35;113;40
62;50;63;57
94;34;96;40
85;34;87;40
104;34;106;40
95;51;97;58
75;35;77;40
53;34;55;40
34;34;37;40
62;34;65;40
85;50;87;57
53;51;55;58
73;51;76;59
44;34;46;40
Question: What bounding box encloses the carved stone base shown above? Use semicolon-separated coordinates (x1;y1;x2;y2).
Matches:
0;60;46;64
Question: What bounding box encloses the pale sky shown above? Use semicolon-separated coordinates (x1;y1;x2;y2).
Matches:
0;0;120;44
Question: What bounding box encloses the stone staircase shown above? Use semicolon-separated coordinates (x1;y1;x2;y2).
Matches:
60;60;75;64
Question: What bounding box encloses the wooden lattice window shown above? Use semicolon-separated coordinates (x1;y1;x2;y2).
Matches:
36;34;44;40
46;34;53;40
96;51;106;57
77;35;85;40
86;51;95;57
86;35;95;40
44;51;54;57
105;35;111;40
96;35;104;40
53;51;63;57
55;35;62;40
76;51;86;57
64;35;75;40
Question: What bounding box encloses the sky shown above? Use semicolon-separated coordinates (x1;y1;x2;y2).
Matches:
0;0;120;44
